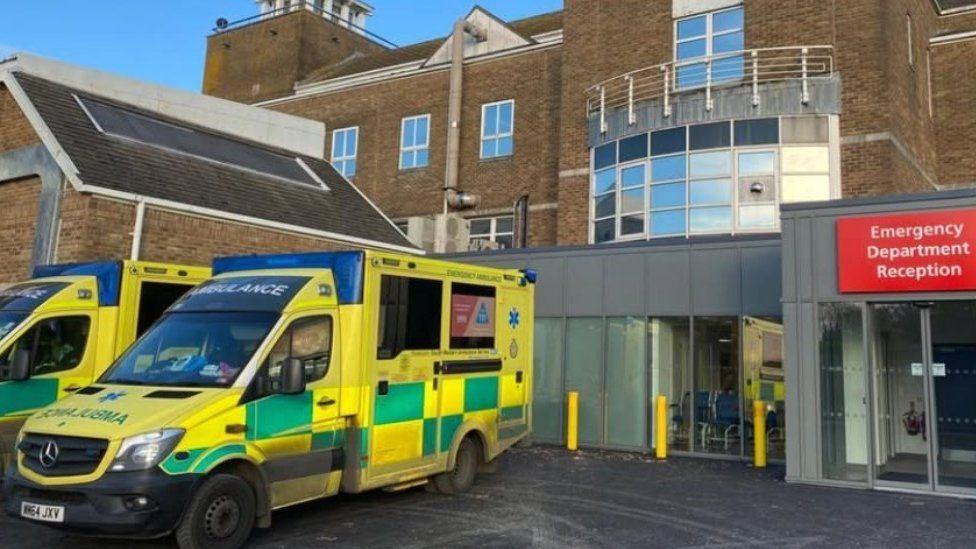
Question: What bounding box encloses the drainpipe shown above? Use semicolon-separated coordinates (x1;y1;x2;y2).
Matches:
443;19;486;213
130;200;146;261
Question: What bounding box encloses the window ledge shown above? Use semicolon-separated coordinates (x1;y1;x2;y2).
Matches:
478;155;515;164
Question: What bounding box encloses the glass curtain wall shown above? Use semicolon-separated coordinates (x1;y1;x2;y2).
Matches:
606;317;648;448
743;316;785;460
692;317;742;455
533;319;565;443
565;318;605;446
819;303;868;482
649;317;692;451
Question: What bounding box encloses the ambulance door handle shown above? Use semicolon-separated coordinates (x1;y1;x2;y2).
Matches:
63;384;82;393
516;371;523;384
317;397;336;407
226;424;247;435
378;380;389;395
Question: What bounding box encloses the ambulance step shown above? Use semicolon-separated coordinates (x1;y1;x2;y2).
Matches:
382;479;429;492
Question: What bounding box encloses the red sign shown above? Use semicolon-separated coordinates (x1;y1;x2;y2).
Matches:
450;294;495;338
837;209;976;293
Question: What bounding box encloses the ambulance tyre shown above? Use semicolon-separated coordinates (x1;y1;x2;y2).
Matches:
176;474;256;549
434;437;480;494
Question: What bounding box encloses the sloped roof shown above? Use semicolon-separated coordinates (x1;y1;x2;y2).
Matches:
301;9;563;84
13;73;417;252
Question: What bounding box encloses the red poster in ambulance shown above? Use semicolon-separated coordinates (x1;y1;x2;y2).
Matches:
837;209;976;293
451;294;495;338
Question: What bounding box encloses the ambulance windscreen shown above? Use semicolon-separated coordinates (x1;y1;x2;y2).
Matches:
0;282;69;313
100;311;279;388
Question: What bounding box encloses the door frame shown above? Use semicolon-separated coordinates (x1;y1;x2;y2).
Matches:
867;301;976;497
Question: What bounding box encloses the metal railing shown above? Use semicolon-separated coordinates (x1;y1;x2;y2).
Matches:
212;1;398;49
585;46;834;133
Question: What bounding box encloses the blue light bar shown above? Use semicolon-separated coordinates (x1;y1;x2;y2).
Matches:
521;268;538;284
32;261;123;307
212;251;365;304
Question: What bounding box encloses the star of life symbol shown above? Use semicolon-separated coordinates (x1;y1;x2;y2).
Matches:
98;391;128;403
508;307;520;329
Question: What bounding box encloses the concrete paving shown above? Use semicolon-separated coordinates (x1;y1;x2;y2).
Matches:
3;446;975;548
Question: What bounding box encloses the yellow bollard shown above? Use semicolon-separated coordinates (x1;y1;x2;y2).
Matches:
753;400;767;468
567;391;579;451
654;395;668;459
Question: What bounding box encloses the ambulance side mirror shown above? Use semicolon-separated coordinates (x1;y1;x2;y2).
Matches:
10;349;31;381
278;358;306;395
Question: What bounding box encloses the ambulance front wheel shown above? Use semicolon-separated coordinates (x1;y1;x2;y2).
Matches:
433;437;480;494
176;473;257;549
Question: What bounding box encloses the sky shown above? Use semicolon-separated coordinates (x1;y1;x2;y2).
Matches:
0;0;563;92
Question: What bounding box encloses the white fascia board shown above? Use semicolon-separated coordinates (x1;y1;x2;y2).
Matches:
265;40;562;106
531;30;564;44
83;184;424;255
1;53;326;158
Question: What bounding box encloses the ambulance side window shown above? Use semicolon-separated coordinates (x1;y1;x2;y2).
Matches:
377;275;442;359
449;283;496;349
0;316;91;378
254;316;333;397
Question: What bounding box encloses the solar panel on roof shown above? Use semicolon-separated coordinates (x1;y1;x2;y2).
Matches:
77;96;326;189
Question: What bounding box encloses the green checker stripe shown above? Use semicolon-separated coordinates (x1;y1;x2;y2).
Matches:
463;376;499;412
422;418;437;456
374;382;425;425
500;405;524;422
160;448;206;475
0;379;59;416
246;392;313;440
440;414;462;452
312;429;345;451
193;444;247;473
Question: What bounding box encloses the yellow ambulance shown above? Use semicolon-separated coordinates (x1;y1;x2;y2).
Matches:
4;251;534;548
0;261;208;478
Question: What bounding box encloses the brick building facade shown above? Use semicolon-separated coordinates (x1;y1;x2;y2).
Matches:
205;0;976;248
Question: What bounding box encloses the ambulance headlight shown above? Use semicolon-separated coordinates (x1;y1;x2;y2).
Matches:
109;429;184;472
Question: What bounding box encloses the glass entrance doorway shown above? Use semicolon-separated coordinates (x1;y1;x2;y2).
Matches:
870;302;976;495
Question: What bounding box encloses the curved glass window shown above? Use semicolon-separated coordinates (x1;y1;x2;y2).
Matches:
590;116;832;243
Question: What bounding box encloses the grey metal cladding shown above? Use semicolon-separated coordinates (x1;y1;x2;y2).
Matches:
645;250;691;315
691;246;741;315
603;254;645;315
564;255;604;316
741;244;782;316
443;235;781;319
14;73;415;250
590;76;841;146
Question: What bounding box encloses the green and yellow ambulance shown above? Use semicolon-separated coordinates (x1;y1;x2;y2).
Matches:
0;260;208;478
4;251;534;549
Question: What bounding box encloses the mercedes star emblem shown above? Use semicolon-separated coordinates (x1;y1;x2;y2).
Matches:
39;440;60;468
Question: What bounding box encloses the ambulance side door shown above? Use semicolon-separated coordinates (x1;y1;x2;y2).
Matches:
243;311;342;506
0;311;99;416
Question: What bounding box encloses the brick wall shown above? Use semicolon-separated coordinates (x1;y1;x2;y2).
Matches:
0;84;39;151
270;46;563;247
204;10;384;103
54;192;347;268
931;37;976;188
0;177;40;283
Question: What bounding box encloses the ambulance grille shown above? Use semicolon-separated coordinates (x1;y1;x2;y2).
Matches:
19;434;109;477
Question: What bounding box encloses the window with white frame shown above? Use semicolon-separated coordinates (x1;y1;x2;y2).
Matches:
469;216;514;249
481;100;514;159
399;114;430;170
591;116;833;244
674;6;745;89
331;127;358;178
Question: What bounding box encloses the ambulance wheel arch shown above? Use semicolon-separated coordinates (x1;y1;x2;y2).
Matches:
203;458;274;529
445;422;490;471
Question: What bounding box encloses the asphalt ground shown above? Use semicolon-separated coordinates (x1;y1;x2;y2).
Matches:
2;445;975;548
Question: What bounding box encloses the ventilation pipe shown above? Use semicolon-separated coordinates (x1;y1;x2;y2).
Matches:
443;19;487;213
130;199;146;260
